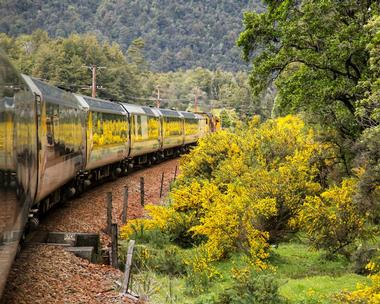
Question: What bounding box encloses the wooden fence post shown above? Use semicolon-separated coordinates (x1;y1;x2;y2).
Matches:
140;177;145;207
159;172;165;198
122;239;135;294
122;186;129;224
174;165;178;180
110;223;118;268
106;192;112;235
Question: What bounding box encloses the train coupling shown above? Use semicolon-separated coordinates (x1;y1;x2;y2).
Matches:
28;208;40;230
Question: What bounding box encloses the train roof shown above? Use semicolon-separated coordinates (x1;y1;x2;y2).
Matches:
158;108;182;118
179;111;198;119
120;103;159;117
77;95;127;115
23;75;81;109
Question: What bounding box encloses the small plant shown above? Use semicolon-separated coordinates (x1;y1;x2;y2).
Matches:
129;271;160;302
131;244;186;276
213;267;286;304
184;247;222;295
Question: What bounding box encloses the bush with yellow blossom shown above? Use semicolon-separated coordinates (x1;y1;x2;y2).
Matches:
299;178;372;257
121;115;333;270
334;254;380;303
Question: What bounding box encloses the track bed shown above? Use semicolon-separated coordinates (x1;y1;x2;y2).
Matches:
2;159;179;304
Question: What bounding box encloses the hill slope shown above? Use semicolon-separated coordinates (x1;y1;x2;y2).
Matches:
0;0;264;71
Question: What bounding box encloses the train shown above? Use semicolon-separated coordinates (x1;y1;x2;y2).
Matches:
0;52;219;297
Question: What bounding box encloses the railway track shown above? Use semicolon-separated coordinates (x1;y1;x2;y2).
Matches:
1;158;179;304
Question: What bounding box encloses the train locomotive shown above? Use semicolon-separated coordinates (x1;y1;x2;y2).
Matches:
0;53;219;297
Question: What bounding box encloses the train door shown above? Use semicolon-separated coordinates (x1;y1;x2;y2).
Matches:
15;76;39;207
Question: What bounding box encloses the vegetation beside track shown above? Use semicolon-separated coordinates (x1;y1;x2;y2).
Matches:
121;115;379;303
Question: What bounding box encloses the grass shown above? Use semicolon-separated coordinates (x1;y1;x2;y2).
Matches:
272;243;351;279
280;274;370;303
271;243;370;303
122;241;371;304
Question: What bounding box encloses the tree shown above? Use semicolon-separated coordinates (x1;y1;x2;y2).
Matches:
237;0;379;139
0;31;146;100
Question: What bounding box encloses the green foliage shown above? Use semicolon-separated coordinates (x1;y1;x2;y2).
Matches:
0;31;146;100
355;126;380;223
144;68;255;114
237;1;380;157
299;178;371;257
121;226;171;249
215;109;239;128
184;247;222;295
131;244;187;277
214;268;286;304
0;0;265;71
352;245;379;275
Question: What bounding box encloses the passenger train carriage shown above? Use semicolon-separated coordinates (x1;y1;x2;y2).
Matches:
0;52;219;297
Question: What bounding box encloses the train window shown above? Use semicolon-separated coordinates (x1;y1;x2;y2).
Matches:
148;117;159;139
140;115;148;139
164;117;182;136
134;114;155;142
185;118;198;135
91;111;128;148
134;115;141;140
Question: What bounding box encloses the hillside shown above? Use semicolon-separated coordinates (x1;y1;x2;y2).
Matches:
0;0;264;71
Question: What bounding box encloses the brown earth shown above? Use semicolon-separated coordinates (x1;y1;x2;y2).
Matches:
2;159;179;304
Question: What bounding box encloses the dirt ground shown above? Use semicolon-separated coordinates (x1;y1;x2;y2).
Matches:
2;159;179;304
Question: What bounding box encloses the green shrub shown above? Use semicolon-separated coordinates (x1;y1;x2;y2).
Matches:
351;245;379;274
131;244;186;276
184;247;222;296
126;227;171;249
213;269;286;304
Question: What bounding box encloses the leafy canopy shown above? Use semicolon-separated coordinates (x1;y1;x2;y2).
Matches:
237;0;379;137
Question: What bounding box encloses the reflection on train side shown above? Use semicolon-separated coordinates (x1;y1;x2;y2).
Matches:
46;103;83;153
164;117;182;136
89;111;128;147
185;118;199;136
0;54;37;298
132;114;160;142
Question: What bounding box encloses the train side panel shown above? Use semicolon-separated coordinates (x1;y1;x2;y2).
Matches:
180;111;200;145
159;109;184;150
120;103;161;158
0;97;14;173
0;64;37;297
78;96;129;171
23;76;86;205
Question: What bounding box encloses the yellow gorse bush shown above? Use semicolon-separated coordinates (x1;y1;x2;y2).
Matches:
121;115;333;270
299;178;371;256
334;257;380;303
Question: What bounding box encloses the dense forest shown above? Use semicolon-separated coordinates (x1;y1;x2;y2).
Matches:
0;31;263;118
0;0;264;71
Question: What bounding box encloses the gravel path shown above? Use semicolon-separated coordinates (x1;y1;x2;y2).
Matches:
2;159;179;304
